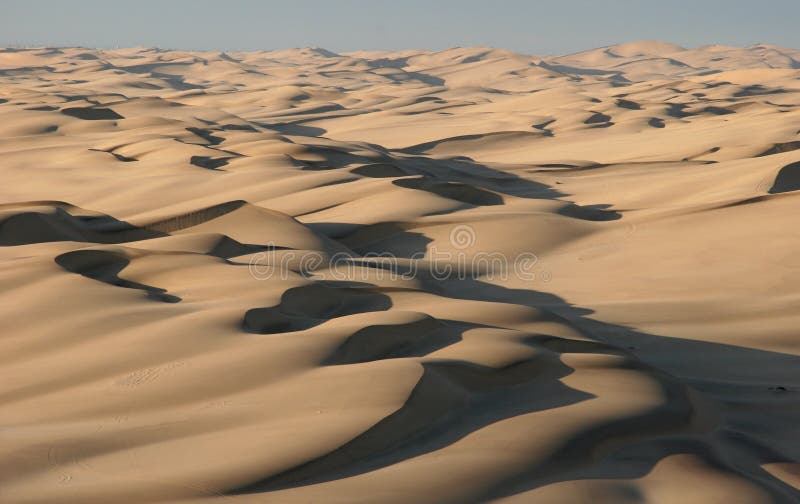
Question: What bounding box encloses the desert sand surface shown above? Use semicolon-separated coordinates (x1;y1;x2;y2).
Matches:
1;41;800;503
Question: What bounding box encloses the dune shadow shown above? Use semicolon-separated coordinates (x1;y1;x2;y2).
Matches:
231;270;800;501
322;317;470;365
557;202;621;221
265;123;327;137
389;155;565;201
88;148;138;162
585;112;612;124
55;249;180;303
336;222;433;258
532;119;555;137
757;141;800;158
350;163;410;178
769;161;800;194
0;204;165;246
364;60;444;86
539;61;628;82
616;99;641;110
190;155;231;170
243;282;392;334
733;85;786;98
61;107;123;120
186;127;225;145
392;176;504;206
285;135;571;204
231;355;593;494
427;278;800;502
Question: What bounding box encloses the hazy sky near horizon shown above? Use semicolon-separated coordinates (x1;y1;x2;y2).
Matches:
2;0;799;55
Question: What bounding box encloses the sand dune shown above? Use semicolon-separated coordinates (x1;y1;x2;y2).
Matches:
1;42;799;503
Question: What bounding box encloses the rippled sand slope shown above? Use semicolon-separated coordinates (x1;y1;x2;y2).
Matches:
1;41;800;503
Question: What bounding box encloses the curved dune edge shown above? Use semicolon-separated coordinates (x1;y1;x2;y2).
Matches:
0;43;799;504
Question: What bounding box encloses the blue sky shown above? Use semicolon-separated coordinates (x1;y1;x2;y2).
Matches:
2;0;798;55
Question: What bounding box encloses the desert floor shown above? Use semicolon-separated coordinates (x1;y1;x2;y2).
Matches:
1;41;800;503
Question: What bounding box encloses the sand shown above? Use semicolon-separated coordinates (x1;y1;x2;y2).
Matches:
1;41;799;503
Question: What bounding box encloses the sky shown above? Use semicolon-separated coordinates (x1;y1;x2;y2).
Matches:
1;0;799;56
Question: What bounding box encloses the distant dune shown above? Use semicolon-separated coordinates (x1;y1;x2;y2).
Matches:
1;41;799;503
